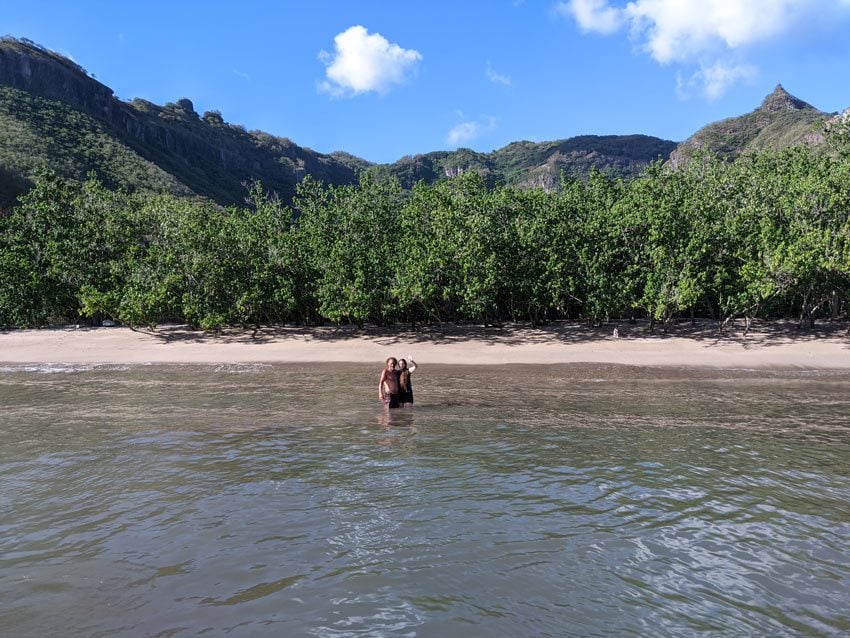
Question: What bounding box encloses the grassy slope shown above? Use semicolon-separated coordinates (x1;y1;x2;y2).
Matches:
672;92;829;164
0;86;375;208
0;86;195;208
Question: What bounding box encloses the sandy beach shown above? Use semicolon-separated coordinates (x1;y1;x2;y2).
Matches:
1;321;848;368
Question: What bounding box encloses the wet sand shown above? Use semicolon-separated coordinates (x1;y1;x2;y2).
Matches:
2;321;848;368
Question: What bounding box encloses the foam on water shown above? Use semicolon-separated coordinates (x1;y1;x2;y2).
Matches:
0;363;133;374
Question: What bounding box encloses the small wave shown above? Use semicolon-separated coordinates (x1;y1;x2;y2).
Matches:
212;363;273;374
0;363;131;374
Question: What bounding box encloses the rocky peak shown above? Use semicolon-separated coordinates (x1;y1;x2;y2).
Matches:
176;97;196;114
758;84;817;113
0;36;115;116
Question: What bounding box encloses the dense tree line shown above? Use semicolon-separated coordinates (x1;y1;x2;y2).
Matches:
1;129;849;332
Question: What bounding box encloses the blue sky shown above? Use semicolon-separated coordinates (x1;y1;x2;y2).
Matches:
4;1;850;163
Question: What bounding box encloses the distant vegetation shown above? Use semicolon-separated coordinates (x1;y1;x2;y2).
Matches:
2;118;849;331
0;37;677;210
370;135;678;191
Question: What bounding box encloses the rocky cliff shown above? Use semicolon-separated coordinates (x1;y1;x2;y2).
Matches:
5;37;841;211
0;37;366;207
0;37;116;114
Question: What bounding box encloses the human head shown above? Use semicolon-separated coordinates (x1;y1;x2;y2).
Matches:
386;357;397;369
398;359;407;369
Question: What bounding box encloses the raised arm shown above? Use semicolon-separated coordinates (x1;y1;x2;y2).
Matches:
408;354;417;373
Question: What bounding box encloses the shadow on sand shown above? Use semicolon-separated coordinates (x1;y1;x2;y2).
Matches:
75;318;850;351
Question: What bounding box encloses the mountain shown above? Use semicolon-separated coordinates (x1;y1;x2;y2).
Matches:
0;37;368;209
4;37;839;212
669;85;831;167
380;134;678;190
0;37;683;209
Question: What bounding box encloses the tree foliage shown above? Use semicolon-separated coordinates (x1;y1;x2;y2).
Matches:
2;138;850;331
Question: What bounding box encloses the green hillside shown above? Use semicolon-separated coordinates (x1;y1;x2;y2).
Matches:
670;85;830;166
0;85;196;204
2;37;842;212
0;37;367;209
379;135;678;190
0;37;682;208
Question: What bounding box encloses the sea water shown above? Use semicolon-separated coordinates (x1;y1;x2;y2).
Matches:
1;363;849;637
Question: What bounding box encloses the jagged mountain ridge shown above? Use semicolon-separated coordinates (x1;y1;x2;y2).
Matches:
0;37;681;209
0;37;841;211
378;134;678;190
669;84;831;167
0;37;367;208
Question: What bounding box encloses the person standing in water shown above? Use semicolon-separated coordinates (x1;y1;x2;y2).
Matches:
397;355;417;407
379;357;400;409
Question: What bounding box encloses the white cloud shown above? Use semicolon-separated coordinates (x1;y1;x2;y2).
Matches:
625;0;809;64
560;0;814;59
486;61;512;86
558;0;850;97
558;0;624;34
318;25;422;97
676;61;758;100
447;116;497;147
448;122;480;146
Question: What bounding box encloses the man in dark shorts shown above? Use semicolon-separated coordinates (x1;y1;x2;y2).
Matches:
379;357;400;408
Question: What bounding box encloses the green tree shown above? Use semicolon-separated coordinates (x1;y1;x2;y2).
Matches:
296;172;405;326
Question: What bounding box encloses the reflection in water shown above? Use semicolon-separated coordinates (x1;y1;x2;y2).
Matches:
377;405;417;430
1;363;850;637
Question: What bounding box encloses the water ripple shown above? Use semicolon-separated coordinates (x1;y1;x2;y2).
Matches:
2;363;850;636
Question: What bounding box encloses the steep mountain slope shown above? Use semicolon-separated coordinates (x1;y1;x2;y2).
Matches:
0;37;367;209
0;85;197;200
0;37;684;209
669;85;830;167
492;134;677;189
0;36;685;210
5;37;840;213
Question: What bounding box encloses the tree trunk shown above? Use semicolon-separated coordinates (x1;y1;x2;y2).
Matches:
798;291;811;329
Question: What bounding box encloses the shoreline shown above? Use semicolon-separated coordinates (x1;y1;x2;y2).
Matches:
1;321;849;369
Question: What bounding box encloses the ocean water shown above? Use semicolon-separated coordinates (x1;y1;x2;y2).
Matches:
1;363;850;637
